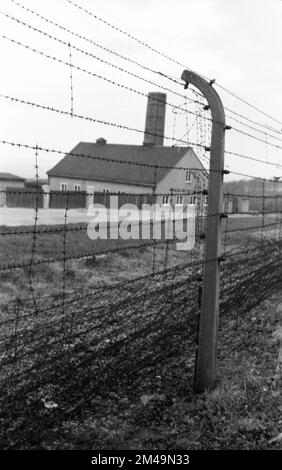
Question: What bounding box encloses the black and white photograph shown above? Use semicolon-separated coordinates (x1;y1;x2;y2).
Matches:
0;0;281;462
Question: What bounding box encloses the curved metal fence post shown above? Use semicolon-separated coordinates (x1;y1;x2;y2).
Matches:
181;70;226;393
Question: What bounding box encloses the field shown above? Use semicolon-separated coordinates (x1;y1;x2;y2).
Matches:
0;213;279;302
0;207;91;227
0;214;281;449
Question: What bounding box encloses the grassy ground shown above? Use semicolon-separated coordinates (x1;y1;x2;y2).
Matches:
0;215;279;304
40;296;280;450
0;215;281;449
0;231;188;305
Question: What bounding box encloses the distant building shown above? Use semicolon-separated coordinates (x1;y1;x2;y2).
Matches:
224;178;282;196
0;175;49;208
47;92;208;208
0;172;25;189
24;178;48;189
224;179;282;213
47;141;207;206
0;172;25;207
224;195;249;214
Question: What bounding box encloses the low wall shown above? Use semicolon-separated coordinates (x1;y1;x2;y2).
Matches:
6;187;43;209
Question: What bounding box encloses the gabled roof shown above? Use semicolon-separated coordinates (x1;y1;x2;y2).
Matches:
47;142;194;187
0;172;25;181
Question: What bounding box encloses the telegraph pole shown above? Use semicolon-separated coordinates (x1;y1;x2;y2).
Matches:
181;70;226;393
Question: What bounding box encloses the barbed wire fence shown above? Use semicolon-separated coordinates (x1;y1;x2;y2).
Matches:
0;0;281;448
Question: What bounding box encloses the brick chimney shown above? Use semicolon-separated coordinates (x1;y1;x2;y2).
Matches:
96;137;107;145
143;92;166;146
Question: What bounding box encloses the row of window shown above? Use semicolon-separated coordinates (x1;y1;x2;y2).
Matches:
60;183;81;192
162;195;208;205
60;170;194;192
60;184;110;193
162;195;189;204
60;183;207;206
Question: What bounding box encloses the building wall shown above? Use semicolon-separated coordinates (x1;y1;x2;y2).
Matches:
224;179;282;196
238;198;249;213
223;196;250;214
155;148;208;205
0;180;25;190
48;148;208;209
48;176;153;194
0;180;25;207
224;179;282;212
224;198;233;214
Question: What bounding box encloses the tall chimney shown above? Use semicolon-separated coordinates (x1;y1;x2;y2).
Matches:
143;92;166;146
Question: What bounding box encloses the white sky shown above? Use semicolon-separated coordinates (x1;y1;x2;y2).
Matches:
0;0;281;181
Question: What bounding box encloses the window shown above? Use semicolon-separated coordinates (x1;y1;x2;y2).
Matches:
185;169;193;183
176;194;183;204
162;194;170;204
203;195;208;205
102;188;110;193
74;184;81;192
189;195;197;204
61;183;67;192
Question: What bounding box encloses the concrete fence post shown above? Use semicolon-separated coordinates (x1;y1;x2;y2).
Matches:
181;70;226;393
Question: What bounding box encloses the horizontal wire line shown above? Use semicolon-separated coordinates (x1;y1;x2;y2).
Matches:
217;83;282;126
0;260;202;320
225;192;282;199
2;210;279;271
1;187;281;200
0;243;276;319
65;0;282;126
0;138;280;181
225;221;282;233
0;137;209;172
225;106;282;135
0;189;204;196
1;217;281;238
1;28;282;149
0;10;200;105
10;0;282;134
0;238;186;271
225;149;282;169
10;0;195;93
134;69;282;135
0;239;269;275
226;113;282;143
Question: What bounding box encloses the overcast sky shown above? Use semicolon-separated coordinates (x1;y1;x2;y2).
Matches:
0;0;281;181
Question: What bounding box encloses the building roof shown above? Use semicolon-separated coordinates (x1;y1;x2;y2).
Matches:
47;142;194;187
0;172;25;181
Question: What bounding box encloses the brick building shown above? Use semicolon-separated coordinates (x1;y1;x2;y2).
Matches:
47;92;208;209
